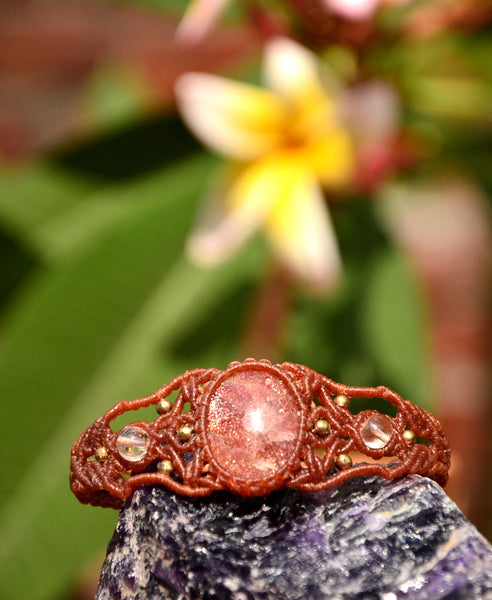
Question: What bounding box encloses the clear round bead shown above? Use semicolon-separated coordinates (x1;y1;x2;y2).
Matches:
361;414;393;449
116;425;150;462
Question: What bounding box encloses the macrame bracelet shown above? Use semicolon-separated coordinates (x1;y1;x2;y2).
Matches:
70;358;450;509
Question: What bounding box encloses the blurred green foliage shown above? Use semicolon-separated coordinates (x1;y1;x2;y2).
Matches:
0;122;431;600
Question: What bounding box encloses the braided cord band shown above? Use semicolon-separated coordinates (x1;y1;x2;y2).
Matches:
70;359;450;509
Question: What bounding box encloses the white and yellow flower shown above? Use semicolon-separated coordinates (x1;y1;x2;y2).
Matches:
176;37;355;291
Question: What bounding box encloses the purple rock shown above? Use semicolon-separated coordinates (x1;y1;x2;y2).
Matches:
96;475;492;600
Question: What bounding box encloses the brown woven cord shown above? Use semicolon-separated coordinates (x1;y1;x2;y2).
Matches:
70;359;450;509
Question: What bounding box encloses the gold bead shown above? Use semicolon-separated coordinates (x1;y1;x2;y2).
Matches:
334;395;350;409
315;418;331;436
156;399;173;415
157;460;174;476
336;453;352;469
403;430;417;446
95;447;108;462
178;425;193;442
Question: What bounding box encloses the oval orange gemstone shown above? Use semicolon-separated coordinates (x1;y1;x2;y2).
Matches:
205;369;300;483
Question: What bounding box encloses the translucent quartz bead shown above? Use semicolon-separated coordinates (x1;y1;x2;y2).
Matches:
116;425;150;462
361;414;393;449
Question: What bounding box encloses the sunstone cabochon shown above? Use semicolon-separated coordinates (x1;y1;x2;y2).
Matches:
205;369;301;481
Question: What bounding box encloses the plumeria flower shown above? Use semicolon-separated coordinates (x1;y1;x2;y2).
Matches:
175;0;411;43
175;0;232;44
176;37;356;291
323;0;411;21
324;0;381;20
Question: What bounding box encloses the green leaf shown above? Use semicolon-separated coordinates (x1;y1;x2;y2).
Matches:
79;65;150;133
359;247;433;408
0;153;264;600
0;163;102;256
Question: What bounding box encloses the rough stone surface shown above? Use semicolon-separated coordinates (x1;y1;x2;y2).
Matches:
96;475;492;600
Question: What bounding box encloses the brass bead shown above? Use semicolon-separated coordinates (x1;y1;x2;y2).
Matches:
156;399;173;415
403;429;417;446
334;395;350;409
336;453;352;469
315;418;331;436
157;460;174;476
178;425;193;442
95;447;108;462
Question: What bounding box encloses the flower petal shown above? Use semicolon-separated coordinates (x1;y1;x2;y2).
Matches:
175;0;232;44
263;37;333;112
265;165;342;291
323;0;380;21
344;81;400;144
176;73;286;160
186;161;280;265
306;128;354;188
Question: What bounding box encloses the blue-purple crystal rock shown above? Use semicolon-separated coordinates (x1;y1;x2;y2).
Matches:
96;475;492;600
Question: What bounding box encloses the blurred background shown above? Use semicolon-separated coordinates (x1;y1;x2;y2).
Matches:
0;1;490;598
